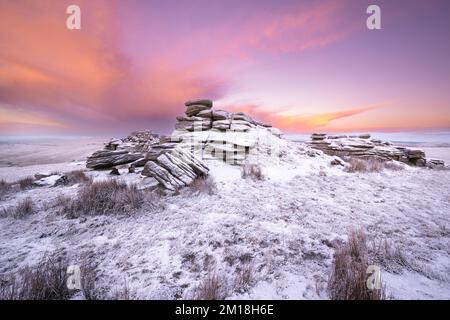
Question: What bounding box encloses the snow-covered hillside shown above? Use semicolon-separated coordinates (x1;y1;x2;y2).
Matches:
0;138;449;300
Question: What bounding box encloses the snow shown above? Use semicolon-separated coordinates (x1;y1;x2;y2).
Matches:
0;137;449;300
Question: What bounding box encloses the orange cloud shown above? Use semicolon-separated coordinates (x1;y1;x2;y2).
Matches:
0;0;359;134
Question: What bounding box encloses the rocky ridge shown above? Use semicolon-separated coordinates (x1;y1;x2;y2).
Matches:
308;133;445;168
86;99;284;189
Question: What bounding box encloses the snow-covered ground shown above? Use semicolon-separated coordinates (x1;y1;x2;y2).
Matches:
0;138;449;299
0;138;104;182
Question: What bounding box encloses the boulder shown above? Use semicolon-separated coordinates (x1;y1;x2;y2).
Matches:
141;148;209;190
212;110;230;121
86;150;143;169
185;99;213;108
196;110;213;119
308;134;440;167
185;104;212;117
142;161;185;191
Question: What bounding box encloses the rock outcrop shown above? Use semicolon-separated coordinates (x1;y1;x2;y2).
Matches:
86;150;144;170
308;133;444;168
85;98;282;188
142;147;209;191
171;99;282;164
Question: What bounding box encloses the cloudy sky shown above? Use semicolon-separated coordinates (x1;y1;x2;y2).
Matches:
0;0;449;135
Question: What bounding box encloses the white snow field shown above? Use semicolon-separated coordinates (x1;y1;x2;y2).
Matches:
0;137;449;300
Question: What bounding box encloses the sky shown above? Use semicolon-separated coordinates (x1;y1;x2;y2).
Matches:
0;0;449;136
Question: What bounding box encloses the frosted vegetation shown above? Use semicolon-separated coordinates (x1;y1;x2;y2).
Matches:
0;134;449;300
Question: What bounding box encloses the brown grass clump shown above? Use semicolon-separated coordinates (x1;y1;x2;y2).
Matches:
345;158;384;173
0;254;72;300
65;170;92;185
2;197;36;219
60;180;144;218
18;177;35;190
241;164;264;181
328;229;385;300
192;272;228;300
0;180;10;200
384;161;404;171
189;177;217;195
370;239;409;273
234;263;255;293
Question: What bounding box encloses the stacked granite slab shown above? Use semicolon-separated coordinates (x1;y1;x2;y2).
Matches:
174;99;276;134
172;99;282;164
86;131;161;169
141;147;209;191
308;133;443;167
86;98;284;188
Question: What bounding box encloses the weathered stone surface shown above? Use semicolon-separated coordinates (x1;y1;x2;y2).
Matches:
230;120;255;132
186;104;212;117
142;161;185;191
308;134;442;167
141;147;209;190
196;110;213;118
212;110;230;120
86;150;143;169
185;99;213;108
232;112;254;123
212;119;232;131
427;159;445;169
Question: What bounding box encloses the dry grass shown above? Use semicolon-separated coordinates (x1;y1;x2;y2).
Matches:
18;177;35;190
0;254;72;300
241;164;264;181
192;272;228;300
62;170;92;186
345;158;404;173
345;158;382;173
60;180;144;218
79;261;102;300
3;197;36;219
189;177;217;195
0;180;10;200
328;229;385;300
112;278;131;300
234;263;255;293
370;239;409;273
384;161;404;171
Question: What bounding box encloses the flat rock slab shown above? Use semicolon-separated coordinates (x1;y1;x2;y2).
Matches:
184;99;213;108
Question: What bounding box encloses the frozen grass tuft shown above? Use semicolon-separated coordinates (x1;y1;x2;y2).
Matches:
0;180;10;200
0;254;72;300
328;229;385;300
192;272;228;300
80;261;102;300
18;177;35;190
59;180;144;218
2;197;36;219
64;170;92;186
345;158;404;173
384;161;404;171
241;164;264;181
189;177;217;195
234;262;255;293
370;239;409;273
